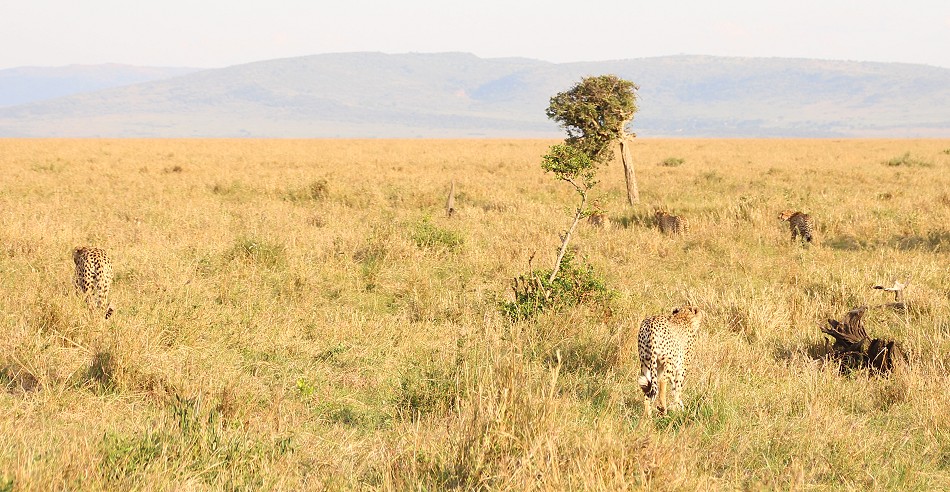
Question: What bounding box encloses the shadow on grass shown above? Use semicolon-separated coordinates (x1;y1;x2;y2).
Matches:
544;336;618;376
826;230;950;252
615;209;655;229
887;230;950;251
772;339;831;365
0;361;41;393
824;235;871;251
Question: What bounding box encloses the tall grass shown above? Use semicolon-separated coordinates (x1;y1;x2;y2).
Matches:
0;138;948;489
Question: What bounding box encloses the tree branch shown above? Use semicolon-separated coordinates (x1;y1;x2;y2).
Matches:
549;188;587;283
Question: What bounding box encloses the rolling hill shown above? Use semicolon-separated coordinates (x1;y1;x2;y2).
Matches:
0;52;947;138
0;64;202;108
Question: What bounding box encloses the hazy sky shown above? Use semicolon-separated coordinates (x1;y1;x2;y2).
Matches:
2;0;949;70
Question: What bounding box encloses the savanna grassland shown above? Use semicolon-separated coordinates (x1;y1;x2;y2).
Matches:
1;138;949;490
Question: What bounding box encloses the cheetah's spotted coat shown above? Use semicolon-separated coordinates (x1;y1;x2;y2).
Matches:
778;209;814;243
655;210;689;235
637;306;703;417
73;246;114;319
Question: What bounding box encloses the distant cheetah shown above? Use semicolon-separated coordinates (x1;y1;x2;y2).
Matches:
778;209;814;242
655;209;689;235
73;246;114;319
587;211;610;229
637;306;704;417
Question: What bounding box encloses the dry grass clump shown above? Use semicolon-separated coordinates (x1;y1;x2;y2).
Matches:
1;138;949;489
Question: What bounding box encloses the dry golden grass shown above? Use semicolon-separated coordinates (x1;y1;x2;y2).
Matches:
1;138;949;490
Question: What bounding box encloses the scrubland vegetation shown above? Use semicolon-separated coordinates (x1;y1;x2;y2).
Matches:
1;138;949;490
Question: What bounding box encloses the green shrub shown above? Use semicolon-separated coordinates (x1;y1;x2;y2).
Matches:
660;157;685;167
411;217;463;251
501;251;612;321
883;152;931;167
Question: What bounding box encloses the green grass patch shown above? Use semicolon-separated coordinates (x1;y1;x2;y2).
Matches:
411;216;463;252
883;152;932;167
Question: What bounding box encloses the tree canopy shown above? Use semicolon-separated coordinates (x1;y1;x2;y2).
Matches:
545;75;638;164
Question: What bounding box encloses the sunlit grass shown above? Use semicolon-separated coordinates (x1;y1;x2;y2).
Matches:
0;138;949;489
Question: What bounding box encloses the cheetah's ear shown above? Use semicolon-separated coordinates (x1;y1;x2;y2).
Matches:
671;307;680;314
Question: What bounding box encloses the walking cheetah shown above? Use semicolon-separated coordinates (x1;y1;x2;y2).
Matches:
778;209;813;243
655;209;689;235
73;246;114;319
637;306;703;417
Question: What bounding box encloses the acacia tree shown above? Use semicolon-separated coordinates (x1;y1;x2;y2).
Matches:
546;75;640;205
501;88;618;321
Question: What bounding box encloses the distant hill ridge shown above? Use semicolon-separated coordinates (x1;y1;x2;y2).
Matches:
0;52;947;137
0;64;202;108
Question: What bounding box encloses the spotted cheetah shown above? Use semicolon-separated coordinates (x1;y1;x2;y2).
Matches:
73;246;114;319
587;211;610;229
655;209;689;235
637;306;703;417
778;209;814;242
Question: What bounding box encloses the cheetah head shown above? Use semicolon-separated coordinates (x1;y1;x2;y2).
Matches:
671;305;704;331
777;209;795;221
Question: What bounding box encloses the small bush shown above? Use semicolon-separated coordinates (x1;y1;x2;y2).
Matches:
411;217;463;251
883;152;931;167
502;251;612;321
659;157;685;167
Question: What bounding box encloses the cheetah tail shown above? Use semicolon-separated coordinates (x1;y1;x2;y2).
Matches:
105;304;115;320
638;371;657;398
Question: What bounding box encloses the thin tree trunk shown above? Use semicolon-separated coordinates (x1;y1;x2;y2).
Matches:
549;191;587;283
619;136;639;205
445;180;456;217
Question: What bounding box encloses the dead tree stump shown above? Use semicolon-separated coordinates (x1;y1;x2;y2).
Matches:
822;306;905;374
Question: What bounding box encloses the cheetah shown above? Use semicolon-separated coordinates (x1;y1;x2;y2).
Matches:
637;306;703;417
655;209;689;235
587;211;610;229
73;246;114;319
778;209;814;243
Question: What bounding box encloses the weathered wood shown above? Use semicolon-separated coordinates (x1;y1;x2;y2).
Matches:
619;135;639;206
821;306;905;374
446;180;456;217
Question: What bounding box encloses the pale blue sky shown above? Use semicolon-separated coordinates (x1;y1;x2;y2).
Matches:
2;0;948;69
